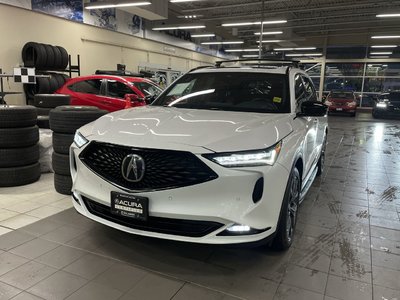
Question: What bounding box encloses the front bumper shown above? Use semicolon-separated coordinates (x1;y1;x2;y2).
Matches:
70;142;289;244
327;106;356;113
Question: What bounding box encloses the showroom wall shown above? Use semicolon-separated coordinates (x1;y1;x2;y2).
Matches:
0;3;217;105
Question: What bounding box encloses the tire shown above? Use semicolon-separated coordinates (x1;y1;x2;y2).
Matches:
317;137;326;176
60;74;70;84
37;115;50;129
52;152;70;175
22;42;47;68
372;111;379;119
350;112;356;117
0;163;41;187
272;167;300;251
0;144;39;168
0;105;37;128
49;106;107;133
53;132;74;154
35;77;51;94
24;84;36;100
52;46;63;70
56;46;69;70
49;75;59;93
53;73;65;88
54;173;72;195
43;44;55;69
34;94;70;108
0;126;39;148
36;107;51;116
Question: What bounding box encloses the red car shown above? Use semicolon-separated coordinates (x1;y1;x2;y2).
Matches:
55;75;162;112
325;90;357;117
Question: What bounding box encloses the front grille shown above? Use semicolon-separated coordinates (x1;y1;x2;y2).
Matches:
79;141;218;191
82;197;223;237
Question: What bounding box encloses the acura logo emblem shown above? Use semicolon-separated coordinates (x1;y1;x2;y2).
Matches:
121;154;145;182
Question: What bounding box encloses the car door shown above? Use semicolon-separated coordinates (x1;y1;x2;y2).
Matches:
104;79;138;111
294;74;316;178
68;79;105;109
301;75;321;169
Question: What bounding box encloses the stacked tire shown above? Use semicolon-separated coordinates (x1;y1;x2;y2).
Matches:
49;106;108;195
0;106;40;187
22;42;70;105
22;42;68;70
34;94;71;129
25;72;70;105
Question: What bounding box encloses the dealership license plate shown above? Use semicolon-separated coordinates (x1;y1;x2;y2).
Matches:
111;192;148;221
336;108;343;111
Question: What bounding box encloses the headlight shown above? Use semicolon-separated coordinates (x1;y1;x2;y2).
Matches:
347;101;357;107
73;131;89;148
204;141;282;167
325;101;332;106
376;102;387;108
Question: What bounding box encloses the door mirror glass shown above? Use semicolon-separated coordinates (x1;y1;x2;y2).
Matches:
299;101;327;117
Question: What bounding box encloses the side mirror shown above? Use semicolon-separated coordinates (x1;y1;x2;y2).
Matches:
298;101;327;117
124;94;140;102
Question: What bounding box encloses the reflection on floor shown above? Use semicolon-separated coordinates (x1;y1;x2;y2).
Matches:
0;112;399;300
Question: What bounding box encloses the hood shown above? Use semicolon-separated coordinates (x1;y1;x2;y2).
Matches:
82;106;293;153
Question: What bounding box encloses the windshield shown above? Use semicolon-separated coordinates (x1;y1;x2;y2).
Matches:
330;92;354;99
131;81;162;98
152;72;289;113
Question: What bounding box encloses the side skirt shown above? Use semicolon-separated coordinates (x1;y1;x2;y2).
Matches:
299;165;318;204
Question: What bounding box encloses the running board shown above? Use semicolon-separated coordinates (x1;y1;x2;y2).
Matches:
299;166;318;204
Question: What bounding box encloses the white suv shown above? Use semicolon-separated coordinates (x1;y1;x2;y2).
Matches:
70;60;328;250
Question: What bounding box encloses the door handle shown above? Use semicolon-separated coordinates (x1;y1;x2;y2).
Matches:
100;100;111;104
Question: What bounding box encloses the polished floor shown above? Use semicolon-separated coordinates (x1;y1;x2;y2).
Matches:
0;112;399;300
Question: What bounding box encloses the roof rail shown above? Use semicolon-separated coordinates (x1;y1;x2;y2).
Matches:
188;65;214;73
215;59;300;68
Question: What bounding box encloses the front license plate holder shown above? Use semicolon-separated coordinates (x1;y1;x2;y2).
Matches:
111;192;148;221
336;108;343;111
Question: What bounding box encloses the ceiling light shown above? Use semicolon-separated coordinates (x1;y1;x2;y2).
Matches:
274;47;317;51
370;45;397;48
222;20;287;27
370;52;393;55
225;49;260;52
152;25;206;30
371;35;400;39
242;55;259;58
376;13;400;18
254;31;283;35
191;33;215;37
201;41;244;45
370;55;390;58
84;0;151;9
285;53;323;57
170;0;202;2
257;40;282;43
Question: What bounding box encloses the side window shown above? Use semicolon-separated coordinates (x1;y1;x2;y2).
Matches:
68;79;102;94
107;80;133;99
302;75;318;102
295;74;306;110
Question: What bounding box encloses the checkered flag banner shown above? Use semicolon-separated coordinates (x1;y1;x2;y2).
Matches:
14;67;36;84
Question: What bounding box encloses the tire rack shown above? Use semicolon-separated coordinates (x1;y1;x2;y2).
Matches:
22;52;81;105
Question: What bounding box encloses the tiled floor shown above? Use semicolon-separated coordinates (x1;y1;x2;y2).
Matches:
0;112;400;300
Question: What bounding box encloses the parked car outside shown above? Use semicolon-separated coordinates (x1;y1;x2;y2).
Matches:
372;91;400;119
55;75;162;112
70;60;328;250
325;90;357;116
